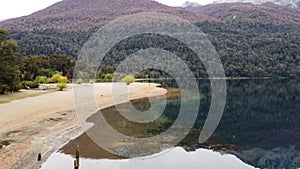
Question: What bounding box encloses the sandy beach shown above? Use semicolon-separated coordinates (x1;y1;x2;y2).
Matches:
0;82;166;169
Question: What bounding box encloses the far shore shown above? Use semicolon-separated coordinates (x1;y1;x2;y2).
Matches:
0;82;167;169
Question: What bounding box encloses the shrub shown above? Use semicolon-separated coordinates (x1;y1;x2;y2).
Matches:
0;85;10;94
58;76;67;83
56;82;67;91
112;73;122;82
48;73;63;83
100;74;106;79
35;76;48;83
122;75;135;85
21;81;39;89
104;74;113;82
95;78;103;83
76;78;83;84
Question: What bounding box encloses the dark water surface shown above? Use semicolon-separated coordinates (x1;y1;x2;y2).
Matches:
61;79;300;169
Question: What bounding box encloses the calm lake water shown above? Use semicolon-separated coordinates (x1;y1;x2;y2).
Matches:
42;79;300;169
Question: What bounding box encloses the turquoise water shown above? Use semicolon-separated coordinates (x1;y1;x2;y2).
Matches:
47;79;300;169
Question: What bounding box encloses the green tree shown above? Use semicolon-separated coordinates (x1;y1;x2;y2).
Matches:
39;68;55;78
0;28;21;94
74;60;94;82
20;55;44;80
48;54;75;76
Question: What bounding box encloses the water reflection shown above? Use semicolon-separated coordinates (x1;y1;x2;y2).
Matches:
42;147;258;169
61;79;300;169
196;79;300;169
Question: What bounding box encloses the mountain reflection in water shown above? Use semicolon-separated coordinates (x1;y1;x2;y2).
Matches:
59;79;300;169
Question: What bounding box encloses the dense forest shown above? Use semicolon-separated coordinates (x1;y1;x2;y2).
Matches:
197;22;300;77
1;19;300;93
6;22;300;78
0;28;123;93
0;28;75;93
191;2;300;25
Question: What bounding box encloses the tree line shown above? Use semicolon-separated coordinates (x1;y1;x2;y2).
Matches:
7;22;300;78
0;28;129;94
1;21;300;93
0;28;75;93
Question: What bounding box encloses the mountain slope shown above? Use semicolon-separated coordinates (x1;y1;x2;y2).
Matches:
0;0;216;31
1;0;299;31
212;0;300;8
190;2;300;24
0;0;299;78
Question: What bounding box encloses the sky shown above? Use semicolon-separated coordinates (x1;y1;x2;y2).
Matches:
0;0;62;21
0;0;214;21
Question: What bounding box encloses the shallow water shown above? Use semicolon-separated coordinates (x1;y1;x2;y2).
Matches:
43;79;300;169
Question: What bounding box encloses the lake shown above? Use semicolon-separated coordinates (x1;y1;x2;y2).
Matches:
42;79;300;169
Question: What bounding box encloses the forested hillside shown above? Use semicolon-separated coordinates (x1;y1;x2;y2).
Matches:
8;29;96;58
190;2;300;24
0;0;299;79
197;22;300;77
6;22;300;78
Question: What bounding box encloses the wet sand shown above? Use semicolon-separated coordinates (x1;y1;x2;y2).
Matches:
0;83;166;169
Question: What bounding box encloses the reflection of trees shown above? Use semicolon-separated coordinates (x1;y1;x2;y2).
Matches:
211;79;300;145
152;79;300;150
193;79;300;169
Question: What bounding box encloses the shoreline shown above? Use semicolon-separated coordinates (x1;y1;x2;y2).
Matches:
135;76;291;81
0;82;167;169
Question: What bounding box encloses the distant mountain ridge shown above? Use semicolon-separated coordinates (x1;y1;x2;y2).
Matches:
212;0;300;8
0;0;216;31
189;2;300;24
1;0;300;31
